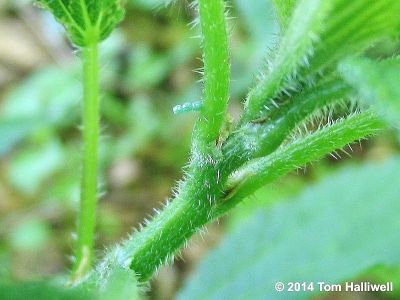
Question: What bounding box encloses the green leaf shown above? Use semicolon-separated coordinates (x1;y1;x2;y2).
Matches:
366;265;400;298
7;140;65;196
36;0;125;46
179;157;400;300
0;66;80;157
227;179;305;231
272;0;297;30
244;0;400;121
8;219;50;251
244;0;334;120
309;0;400;74
339;57;400;126
236;0;278;41
231;0;279;96
0;117;43;156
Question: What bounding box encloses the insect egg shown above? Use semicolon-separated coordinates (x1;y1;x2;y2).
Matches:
173;101;203;114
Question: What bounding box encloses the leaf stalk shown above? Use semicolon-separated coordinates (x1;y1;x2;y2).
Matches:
73;43;100;280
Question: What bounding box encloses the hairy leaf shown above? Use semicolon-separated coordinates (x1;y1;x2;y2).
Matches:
339;57;400;126
309;0;400;74
36;0;125;46
272;0;297;30
244;0;333;121
244;0;400;121
179;157;400;300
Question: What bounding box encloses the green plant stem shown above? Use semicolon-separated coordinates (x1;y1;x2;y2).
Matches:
84;0;400;287
118;162;222;282
222;77;349;166
213;112;385;217
99;0;230;283
196;0;230;145
96;78;352;283
73;43;100;279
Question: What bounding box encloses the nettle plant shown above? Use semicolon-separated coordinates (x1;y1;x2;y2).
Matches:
33;0;399;297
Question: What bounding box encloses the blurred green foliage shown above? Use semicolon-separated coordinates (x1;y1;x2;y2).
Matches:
0;281;90;300
340;57;400;128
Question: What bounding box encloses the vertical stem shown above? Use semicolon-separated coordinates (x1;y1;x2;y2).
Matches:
97;0;230;282
196;0;230;145
73;43;100;280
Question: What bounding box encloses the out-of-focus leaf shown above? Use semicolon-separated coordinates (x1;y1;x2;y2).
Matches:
231;0;278;96
179;157;400;300
123;40;197;91
339;57;400;126
228;177;305;230
128;0;168;10
366;265;400;298
1;67;80;126
0;117;43;156
234;0;278;42
7;140;65;195
110;96;160;160
0;249;11;280
0;67;79;155
44;170;80;204
0;38;125;156
8;219;51;251
0;281;90;300
124;45;171;90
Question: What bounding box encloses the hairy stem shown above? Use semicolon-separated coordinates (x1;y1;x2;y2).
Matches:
116;162;221;282
214;112;385;217
73;43;100;279
97;78;353;282
82;0;400;288
196;0;230;145
106;0;230;282
222;77;350;167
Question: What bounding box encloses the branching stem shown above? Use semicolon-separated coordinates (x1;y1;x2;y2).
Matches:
101;78;360;282
74;0;398;287
213;112;385;217
121;0;230;282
